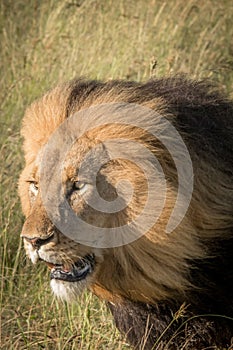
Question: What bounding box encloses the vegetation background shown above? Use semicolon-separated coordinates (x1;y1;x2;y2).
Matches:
0;0;232;349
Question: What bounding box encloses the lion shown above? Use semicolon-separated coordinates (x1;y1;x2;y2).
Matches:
18;77;233;349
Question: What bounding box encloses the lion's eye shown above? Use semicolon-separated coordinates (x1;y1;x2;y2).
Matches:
29;182;39;196
73;181;87;194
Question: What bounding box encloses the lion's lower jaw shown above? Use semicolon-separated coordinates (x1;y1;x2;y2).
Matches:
50;279;87;302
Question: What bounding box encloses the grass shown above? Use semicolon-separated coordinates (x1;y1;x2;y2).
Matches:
0;0;232;348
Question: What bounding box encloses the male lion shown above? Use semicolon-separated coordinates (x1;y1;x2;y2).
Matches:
19;77;233;349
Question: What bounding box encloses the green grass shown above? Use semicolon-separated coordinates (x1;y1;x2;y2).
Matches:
0;0;232;348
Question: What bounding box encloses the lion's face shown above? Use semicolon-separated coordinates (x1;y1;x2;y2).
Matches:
19;131;150;301
19;138;99;300
19;80;206;304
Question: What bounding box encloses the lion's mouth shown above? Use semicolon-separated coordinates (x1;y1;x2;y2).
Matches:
45;254;95;282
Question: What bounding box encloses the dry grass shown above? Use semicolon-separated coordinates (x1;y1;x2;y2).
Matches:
0;0;233;349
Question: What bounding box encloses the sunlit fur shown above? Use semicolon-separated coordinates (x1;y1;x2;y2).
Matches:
19;77;233;349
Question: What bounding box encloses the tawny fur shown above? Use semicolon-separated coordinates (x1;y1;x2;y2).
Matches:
19;77;233;349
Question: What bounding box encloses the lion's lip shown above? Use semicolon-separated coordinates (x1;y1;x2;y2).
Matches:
44;254;95;282
46;261;58;270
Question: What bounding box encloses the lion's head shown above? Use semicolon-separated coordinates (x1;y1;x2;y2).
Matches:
18;78;232;306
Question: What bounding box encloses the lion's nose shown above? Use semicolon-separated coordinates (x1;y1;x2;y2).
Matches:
22;235;54;249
